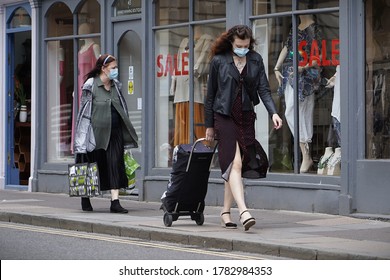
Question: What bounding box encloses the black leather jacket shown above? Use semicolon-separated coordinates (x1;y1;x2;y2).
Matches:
205;51;278;128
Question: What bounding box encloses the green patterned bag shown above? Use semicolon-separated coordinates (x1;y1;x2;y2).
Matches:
124;150;140;189
68;162;100;197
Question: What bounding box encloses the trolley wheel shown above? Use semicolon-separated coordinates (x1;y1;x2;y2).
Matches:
195;213;204;225
163;212;173;227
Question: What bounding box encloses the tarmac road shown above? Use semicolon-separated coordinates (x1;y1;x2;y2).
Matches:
0;189;390;260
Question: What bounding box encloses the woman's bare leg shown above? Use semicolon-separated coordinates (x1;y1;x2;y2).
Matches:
227;142;255;230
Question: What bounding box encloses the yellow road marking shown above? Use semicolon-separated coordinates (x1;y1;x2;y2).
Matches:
0;222;265;260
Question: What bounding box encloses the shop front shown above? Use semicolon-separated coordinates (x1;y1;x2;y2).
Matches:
0;0;389;216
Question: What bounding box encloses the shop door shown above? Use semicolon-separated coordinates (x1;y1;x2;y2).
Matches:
113;22;143;152
5;5;32;188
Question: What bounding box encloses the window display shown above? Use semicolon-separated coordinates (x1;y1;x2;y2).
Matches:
10;7;31;28
46;0;100;163
365;0;390;159
253;11;340;175
170;26;213;147
155;0;189;25
155;23;225;167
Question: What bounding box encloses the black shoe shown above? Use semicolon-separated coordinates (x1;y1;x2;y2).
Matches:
81;197;93;211
110;199;128;213
240;210;256;231
220;212;237;229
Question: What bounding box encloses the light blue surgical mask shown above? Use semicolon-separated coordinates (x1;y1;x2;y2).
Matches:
233;48;249;58
108;68;118;80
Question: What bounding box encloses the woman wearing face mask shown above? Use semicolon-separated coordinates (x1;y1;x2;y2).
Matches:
205;25;282;231
74;54;138;213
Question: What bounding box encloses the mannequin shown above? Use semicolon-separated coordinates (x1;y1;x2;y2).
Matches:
77;23;100;103
171;26;213;146
317;64;341;175
274;15;322;173
317;146;334;175
72;23;100;154
59;47;69;152
327;147;341;175
326;65;341;147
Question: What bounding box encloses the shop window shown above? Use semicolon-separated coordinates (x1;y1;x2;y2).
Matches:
252;1;340;15
46;3;73;37
78;0;100;33
194;0;226;20
155;0;189;25
118;31;143;149
154;23;225;167
365;0;390;159
252;0;291;14
253;12;340;175
46;40;74;162
114;0;142;16
46;0;100;163
10;7;31;28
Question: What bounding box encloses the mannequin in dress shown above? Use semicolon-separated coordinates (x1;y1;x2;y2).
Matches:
318;64;341;175
72;23;100;154
170;26;213;146
274;15;322;173
77;23;100;103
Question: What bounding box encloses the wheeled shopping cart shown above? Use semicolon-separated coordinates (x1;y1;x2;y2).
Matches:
160;138;218;227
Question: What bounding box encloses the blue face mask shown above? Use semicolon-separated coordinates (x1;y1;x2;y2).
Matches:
233;48;249;58
108;68;118;80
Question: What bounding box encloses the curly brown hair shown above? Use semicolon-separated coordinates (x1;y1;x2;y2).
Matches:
210;25;256;57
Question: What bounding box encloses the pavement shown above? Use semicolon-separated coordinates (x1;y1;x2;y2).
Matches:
0;189;389;260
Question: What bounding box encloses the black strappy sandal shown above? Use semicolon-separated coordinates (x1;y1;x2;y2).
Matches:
240;210;256;231
221;212;237;229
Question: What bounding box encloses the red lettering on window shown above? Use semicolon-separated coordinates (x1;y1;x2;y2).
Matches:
164;54;174;77
182;52;189;76
331;39;340;66
309;40;321;66
173;54;180;76
321;39;331;67
298;40;308;66
157;53;190;77
156;54;164;77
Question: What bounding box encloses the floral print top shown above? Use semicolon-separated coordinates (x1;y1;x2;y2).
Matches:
278;23;323;101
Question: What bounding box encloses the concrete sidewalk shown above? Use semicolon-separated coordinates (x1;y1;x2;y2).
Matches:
0;189;389;260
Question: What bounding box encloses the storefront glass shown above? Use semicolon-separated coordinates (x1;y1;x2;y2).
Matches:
118;31;143;149
252;1;340;15
155;0;189;25
78;0;100;34
47;40;74;162
252;9;340;175
10;7;31;28
252;0;291;14
365;0;390;159
46;0;100;163
154;23;225;167
194;0;226;20
46;2;72;37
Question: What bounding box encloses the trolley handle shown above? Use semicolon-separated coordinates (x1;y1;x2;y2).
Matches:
186;138;218;172
191;137;218;154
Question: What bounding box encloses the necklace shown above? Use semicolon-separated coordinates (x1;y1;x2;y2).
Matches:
234;56;246;72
